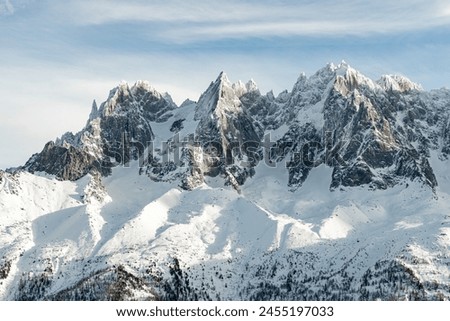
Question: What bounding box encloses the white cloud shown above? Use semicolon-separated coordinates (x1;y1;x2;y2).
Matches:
0;0;34;16
0;0;14;15
442;5;450;16
62;0;292;24
56;0;450;42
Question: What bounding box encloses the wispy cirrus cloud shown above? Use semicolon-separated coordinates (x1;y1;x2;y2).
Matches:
0;0;33;16
0;0;14;15
56;0;450;43
442;4;450;16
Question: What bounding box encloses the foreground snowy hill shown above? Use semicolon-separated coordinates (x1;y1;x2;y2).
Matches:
1;62;449;300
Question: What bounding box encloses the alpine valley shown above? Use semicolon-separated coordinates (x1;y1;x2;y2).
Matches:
1;62;449;300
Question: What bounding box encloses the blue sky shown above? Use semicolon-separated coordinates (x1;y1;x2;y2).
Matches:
1;0;450;168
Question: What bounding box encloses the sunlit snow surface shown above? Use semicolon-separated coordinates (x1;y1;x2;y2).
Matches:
1;155;449;300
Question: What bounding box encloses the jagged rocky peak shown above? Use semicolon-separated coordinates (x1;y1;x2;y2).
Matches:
21;63;450;192
24;80;180;181
288;61;373;95
304;63;337;88
321;65;436;189
193;72;262;135
194;71;260;121
289;61;399;101
24;140;101;181
88;100;99;122
98;80;177;121
179;98;196;108
330;62;379;96
180;72;264;190
232;79;259;97
377;74;422;92
288;61;376;109
101;81;131;116
246;78;258;92
263;61;441;191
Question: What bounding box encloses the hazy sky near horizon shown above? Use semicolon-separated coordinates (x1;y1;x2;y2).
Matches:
1;0;450;168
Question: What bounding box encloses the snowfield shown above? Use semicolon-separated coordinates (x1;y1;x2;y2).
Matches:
1;158;449;300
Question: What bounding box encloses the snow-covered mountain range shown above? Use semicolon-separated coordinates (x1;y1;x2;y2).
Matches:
1;62;449;300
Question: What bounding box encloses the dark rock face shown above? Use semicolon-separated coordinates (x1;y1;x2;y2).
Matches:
24;82;177;181
248;63;444;191
269;123;322;189
442;117;450;158
170;119;185;133
317;75;437;190
177;72;264;190
23;63;450;191
101;82;176;122
25;142;100;181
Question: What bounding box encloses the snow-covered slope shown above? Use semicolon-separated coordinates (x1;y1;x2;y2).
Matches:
1;62;450;300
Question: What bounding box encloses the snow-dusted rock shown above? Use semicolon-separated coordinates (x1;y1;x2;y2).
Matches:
2;62;450;300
